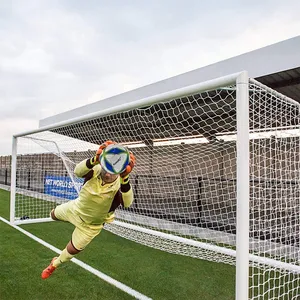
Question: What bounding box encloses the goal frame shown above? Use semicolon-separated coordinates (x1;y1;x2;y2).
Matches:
10;71;250;300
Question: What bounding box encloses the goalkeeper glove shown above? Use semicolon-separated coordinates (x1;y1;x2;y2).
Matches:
89;140;115;166
120;151;136;182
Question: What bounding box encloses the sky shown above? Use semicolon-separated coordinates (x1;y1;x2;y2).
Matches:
0;0;300;155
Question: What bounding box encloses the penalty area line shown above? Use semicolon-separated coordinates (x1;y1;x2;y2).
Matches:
0;216;152;300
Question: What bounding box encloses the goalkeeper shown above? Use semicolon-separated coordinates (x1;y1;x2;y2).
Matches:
41;141;136;279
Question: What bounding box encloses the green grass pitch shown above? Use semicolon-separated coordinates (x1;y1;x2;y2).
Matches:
0;188;237;300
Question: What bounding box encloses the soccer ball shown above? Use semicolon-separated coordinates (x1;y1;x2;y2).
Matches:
100;144;130;175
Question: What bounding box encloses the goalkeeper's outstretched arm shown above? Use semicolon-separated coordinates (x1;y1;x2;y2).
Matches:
74;159;94;178
119;151;136;207
108;151;136;211
120;175;133;207
74;141;115;178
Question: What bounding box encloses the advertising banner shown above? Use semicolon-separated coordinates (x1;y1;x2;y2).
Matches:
44;175;84;200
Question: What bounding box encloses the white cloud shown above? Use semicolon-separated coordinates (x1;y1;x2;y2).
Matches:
0;118;38;155
0;48;52;74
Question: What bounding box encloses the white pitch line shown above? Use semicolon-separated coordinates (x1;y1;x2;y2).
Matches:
0;216;152;300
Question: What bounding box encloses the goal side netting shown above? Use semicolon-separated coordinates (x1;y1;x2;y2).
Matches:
10;73;300;299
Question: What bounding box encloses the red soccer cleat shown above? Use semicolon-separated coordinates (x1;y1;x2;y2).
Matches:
41;257;57;279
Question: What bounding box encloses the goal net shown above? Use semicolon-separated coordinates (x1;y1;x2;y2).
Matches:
11;73;300;299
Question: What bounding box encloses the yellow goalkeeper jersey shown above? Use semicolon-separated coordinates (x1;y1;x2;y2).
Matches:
72;160;133;225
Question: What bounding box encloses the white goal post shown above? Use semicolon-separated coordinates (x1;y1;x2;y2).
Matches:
10;71;300;299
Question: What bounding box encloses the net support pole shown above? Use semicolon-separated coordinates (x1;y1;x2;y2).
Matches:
10;136;18;225
235;71;250;300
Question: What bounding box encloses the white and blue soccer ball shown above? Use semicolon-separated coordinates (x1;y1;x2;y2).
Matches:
100;144;130;175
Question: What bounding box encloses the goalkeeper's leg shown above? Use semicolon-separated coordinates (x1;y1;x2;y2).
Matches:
52;239;81;268
41;224;102;279
53;225;103;267
41;240;81;279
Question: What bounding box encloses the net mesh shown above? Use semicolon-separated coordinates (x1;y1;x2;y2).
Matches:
12;78;300;298
248;80;300;299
